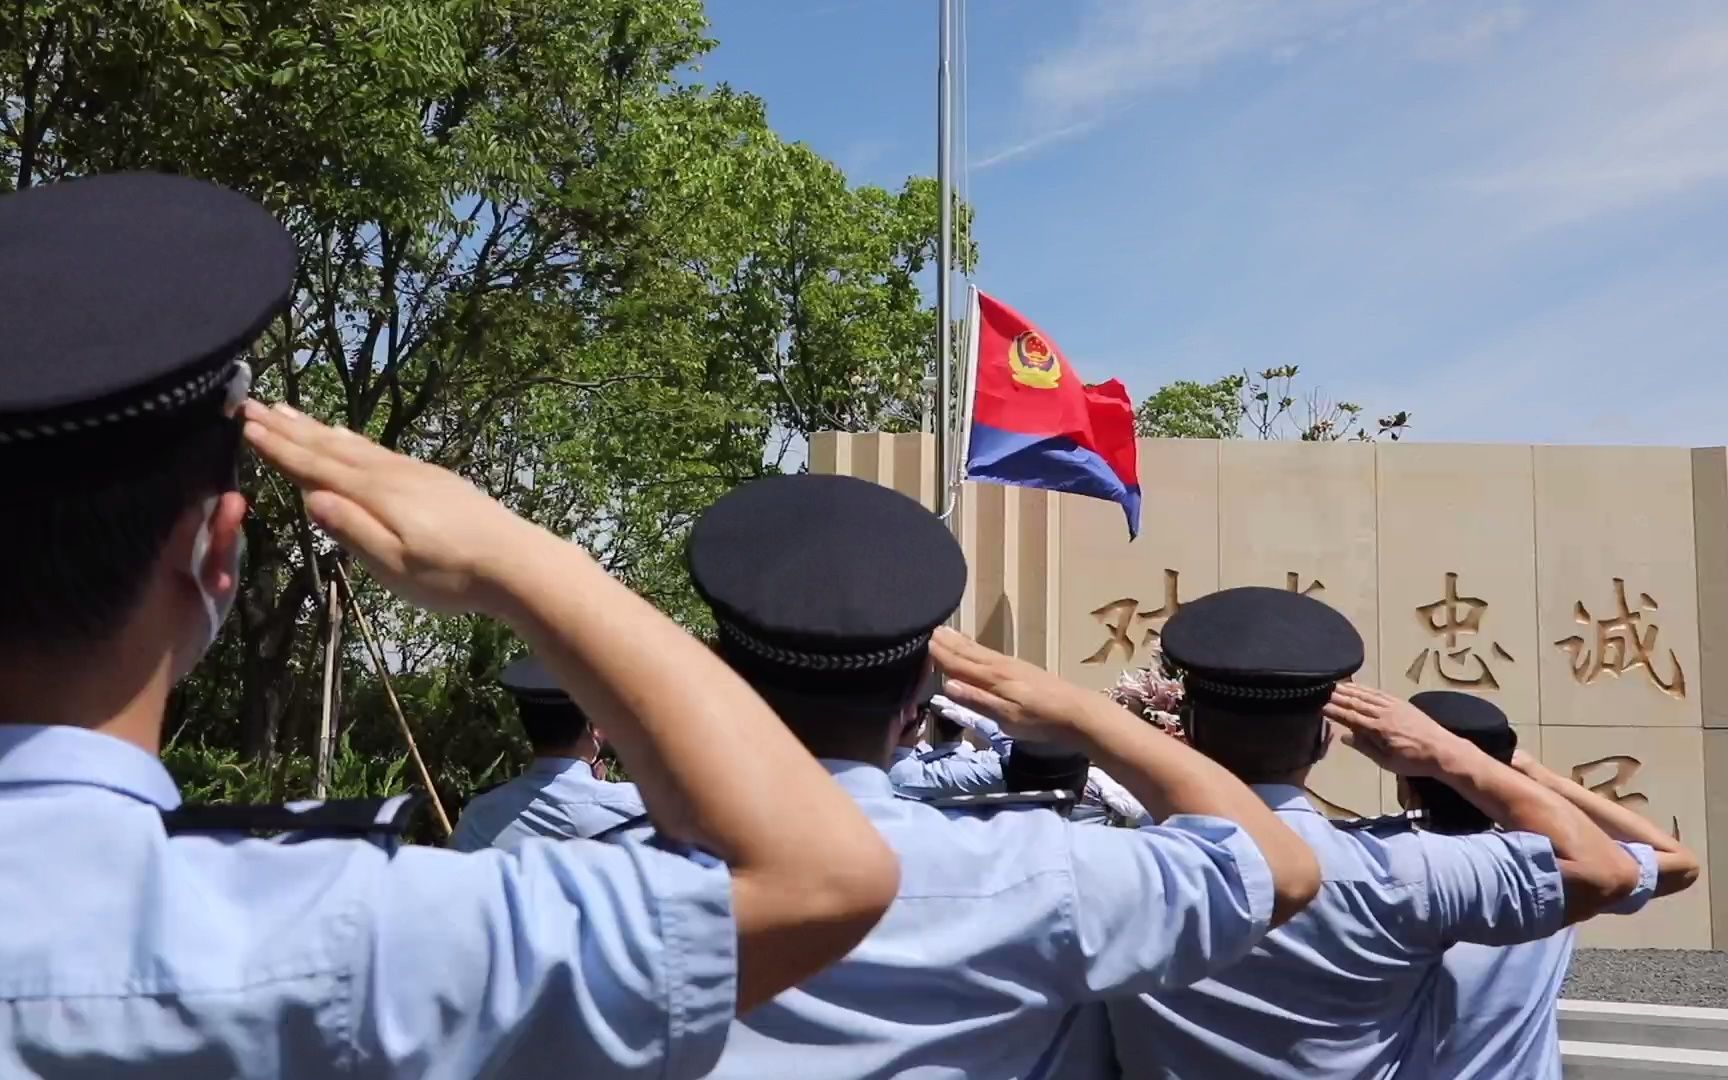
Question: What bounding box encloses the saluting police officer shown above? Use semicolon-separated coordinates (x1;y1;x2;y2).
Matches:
901;695;1150;826
1411;692;1698;1079
1107;586;1643;1079
0;174;897;1078
449;654;646;850
685;473;1321;1079
887;690;1008;798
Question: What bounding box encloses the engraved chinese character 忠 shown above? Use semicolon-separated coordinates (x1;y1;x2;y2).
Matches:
1405;572;1515;690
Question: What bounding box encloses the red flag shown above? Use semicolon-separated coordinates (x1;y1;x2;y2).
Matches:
963;289;1140;538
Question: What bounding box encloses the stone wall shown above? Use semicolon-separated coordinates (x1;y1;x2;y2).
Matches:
812;433;1728;949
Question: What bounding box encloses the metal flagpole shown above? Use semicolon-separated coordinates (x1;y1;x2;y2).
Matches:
934;0;954;517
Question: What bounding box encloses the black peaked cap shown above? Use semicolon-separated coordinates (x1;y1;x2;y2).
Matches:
1161;586;1364;706
1410;690;1517;759
0;173;294;471
690;474;967;707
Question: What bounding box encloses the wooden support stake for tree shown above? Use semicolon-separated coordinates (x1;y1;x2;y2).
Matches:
315;580;343;800
335;563;453;838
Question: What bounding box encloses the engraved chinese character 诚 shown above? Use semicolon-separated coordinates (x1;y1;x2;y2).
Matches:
1406;572;1515;690
1286;572;1325;597
1082;569;1186;666
1555;578;1686;699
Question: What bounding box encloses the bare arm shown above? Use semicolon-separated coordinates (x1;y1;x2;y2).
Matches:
243;402;898;1010
1512;750;1699;899
1325;685;1639;924
933;629;1320;927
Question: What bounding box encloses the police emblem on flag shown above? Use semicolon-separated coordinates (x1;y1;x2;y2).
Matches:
1007;331;1061;390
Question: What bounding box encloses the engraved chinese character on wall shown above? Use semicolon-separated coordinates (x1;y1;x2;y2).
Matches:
1570;755;1682;839
1082;569;1187;666
1286;572;1325;597
1555;579;1686;699
1406;572;1515;690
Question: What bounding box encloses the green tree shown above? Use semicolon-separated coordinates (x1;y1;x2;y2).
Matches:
1135;365;1410;442
3;1;954;801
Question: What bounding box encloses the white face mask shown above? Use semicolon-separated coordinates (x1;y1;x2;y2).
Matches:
186;495;245;662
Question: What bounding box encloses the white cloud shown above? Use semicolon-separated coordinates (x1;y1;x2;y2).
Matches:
1021;0;1376;121
1413;3;1528;62
972;118;1101;171
1448;23;1728;228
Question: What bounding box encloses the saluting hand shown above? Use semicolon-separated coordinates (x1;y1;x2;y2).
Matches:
1322;684;1469;779
241;401;542;617
931;627;1117;746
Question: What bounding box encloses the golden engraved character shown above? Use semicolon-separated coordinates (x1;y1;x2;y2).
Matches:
1406;572;1514;689
1555;578;1686;699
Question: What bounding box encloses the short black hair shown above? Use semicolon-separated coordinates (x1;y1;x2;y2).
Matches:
517;698;593;754
1185;698;1328;784
0;423;238;650
1410;729;1517;834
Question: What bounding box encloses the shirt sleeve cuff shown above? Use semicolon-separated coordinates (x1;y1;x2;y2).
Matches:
1158;813;1277;936
634;843;739;1080
1603;842;1661;916
1502;829;1568;936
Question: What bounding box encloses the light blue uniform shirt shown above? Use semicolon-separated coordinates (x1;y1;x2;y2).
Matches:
0;725;736;1079
1111;784;1567;1080
886;743;1005;798
1434;842;1660;1080
708;759;1276;1080
450;756;646;851
892;723;1130;827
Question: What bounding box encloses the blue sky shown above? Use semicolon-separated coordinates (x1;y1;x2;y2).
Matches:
699;0;1728;446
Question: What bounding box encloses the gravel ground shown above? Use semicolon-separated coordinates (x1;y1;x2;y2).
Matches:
1565;949;1728;1007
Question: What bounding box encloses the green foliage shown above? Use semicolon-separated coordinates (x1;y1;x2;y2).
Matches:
1134;374;1246;439
3;0;955;814
165;732;409;804
1136;365;1411;442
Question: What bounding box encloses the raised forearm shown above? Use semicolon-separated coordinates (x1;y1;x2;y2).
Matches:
1432;740;1638;920
489;528;898;1002
1521;759;1698;897
1070;698;1319;925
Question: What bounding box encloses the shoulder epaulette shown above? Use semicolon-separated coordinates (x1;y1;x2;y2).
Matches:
1335;809;1425;834
162;793;423;838
922;789;1078;813
588;812;652;845
917;747;958;764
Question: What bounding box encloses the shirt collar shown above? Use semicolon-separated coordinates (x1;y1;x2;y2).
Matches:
932;740;967;753
0;724;182;810
819;759;896;800
528;755;595;779
890;746;920;764
1252;783;1318;815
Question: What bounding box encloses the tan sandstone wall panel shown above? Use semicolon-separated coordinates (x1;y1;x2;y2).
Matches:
1693;449;1728;730
1219;440;1380;686
809;431;934;509
1377;444;1540;727
1707;730;1728;945
966;482;1059;667
1535;447;1700;728
1307;741;1385;822
1544;726;1709;948
1057;439;1220;691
